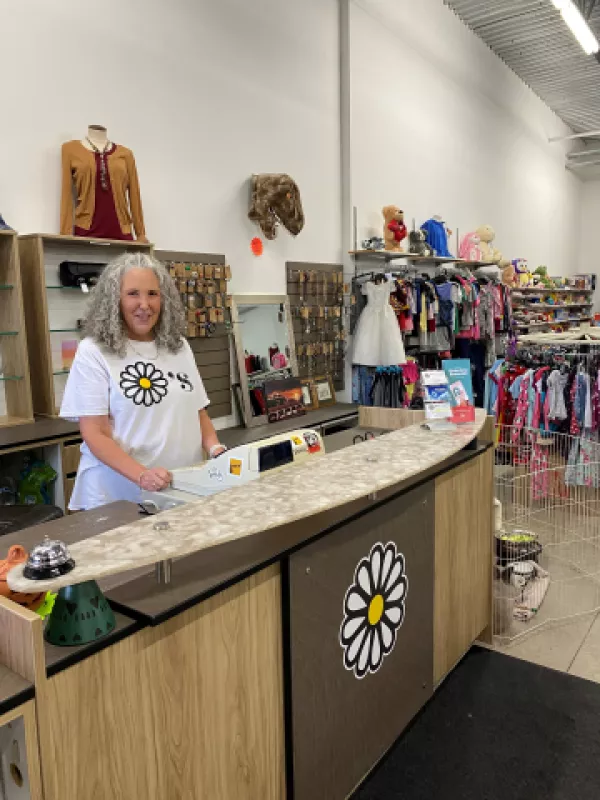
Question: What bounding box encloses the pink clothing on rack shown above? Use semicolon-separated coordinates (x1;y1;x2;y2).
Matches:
402;362;419;383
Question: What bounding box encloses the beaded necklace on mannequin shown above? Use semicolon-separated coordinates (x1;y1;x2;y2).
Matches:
81;125;112;191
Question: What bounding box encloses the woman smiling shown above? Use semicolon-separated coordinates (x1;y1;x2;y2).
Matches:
60;252;226;510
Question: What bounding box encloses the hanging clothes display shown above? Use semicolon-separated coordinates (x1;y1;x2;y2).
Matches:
352;360;421;408
420;218;453;258
352;278;406;366
488;346;600;492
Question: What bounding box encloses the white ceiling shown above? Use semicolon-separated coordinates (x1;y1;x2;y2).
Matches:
444;1;600;175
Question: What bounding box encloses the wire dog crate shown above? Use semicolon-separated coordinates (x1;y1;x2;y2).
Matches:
493;424;600;645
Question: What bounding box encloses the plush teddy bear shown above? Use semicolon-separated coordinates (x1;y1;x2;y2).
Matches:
458;232;483;262
408;229;433;257
382;205;407;252
476;224;503;263
501;261;515;287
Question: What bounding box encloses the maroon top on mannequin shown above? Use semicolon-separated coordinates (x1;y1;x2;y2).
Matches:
74;145;134;241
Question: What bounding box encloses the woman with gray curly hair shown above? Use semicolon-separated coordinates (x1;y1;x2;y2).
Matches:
60;252;226;510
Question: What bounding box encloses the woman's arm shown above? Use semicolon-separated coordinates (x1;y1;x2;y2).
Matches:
199;409;226;458
79;416;171;490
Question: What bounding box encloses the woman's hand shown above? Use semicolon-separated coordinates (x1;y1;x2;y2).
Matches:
139;467;173;492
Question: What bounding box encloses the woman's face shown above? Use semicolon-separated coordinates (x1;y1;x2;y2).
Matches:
120;268;162;341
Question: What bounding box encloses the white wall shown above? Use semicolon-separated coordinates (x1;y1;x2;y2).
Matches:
1;0;342;294
346;0;583;273
578;180;600;311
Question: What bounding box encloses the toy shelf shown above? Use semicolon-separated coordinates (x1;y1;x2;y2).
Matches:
18;234;153;416
515;317;592;329
0;231;34;427
513;287;594;293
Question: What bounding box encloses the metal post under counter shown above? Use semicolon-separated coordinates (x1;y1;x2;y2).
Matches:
0;410;494;800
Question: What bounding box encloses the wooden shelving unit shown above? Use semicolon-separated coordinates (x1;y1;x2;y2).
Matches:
18;234;152;416
0;230;34;427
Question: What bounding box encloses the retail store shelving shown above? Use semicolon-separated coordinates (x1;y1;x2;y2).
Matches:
512;283;595;333
18;233;152;416
0;230;34;426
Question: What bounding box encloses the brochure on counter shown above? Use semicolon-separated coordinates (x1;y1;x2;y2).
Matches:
421;360;475;426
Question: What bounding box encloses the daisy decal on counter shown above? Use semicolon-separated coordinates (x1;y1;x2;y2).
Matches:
339;542;408;680
120;362;168;407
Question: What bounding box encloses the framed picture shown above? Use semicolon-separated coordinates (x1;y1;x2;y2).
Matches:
264;377;307;423
300;378;318;411
313;375;336;407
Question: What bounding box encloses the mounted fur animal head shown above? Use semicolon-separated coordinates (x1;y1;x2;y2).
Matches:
248;174;305;240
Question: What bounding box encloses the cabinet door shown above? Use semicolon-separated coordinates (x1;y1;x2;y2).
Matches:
434;450;494;684
287;483;434;800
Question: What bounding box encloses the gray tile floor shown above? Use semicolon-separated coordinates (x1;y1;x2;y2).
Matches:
494;474;600;681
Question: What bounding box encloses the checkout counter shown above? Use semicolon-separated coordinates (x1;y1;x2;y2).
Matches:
0;407;494;800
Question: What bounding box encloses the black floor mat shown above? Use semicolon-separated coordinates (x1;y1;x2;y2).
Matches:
353;646;600;800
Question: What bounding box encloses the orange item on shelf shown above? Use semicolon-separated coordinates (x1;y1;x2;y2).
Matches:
251;237;264;256
0;545;45;611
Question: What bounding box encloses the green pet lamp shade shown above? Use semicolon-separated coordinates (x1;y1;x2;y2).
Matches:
44;581;115;646
23;536;116;647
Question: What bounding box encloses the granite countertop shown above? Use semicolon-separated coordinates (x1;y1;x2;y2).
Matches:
8;411;486;593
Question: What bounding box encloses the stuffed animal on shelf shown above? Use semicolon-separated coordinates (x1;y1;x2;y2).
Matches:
512;258;530;287
408;229;433;257
362;236;385;251
533;265;554;288
475;224;503;263
382;205;407;252
458;232;483;262
501;261;515;287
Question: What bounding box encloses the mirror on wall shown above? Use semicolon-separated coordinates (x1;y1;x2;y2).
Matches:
231;295;298;428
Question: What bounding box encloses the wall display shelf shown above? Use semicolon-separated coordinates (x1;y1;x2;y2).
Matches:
0;231;34;427
287;261;345;392
512;284;595;334
19;234;153;416
349;250;498;268
514;286;594;294
514;319;592;330
156;249;232;420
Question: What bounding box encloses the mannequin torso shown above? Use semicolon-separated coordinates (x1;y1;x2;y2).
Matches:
61;126;147;241
82;125;110;152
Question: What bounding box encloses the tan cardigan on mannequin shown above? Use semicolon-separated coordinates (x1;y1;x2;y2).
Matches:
60;140;147;240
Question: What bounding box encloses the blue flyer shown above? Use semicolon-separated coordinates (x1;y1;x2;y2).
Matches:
442;359;475;422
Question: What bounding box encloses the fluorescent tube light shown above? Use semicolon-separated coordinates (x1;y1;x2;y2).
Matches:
551;0;599;55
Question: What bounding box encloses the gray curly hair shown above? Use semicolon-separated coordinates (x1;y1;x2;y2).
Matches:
82;252;186;356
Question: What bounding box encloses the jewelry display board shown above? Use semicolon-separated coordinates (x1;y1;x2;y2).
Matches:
286;261;346;392
19;234;151;417
156;250;232;420
0;231;34;426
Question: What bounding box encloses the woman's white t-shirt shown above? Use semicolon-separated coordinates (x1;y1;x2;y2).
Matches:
60;337;209;510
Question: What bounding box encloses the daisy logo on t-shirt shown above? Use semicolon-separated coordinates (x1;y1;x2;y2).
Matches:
119;362;169;406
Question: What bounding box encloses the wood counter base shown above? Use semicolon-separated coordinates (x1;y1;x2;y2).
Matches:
38;566;285;800
0;420;494;800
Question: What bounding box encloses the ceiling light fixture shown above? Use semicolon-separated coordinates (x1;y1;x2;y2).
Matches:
552;0;599;55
